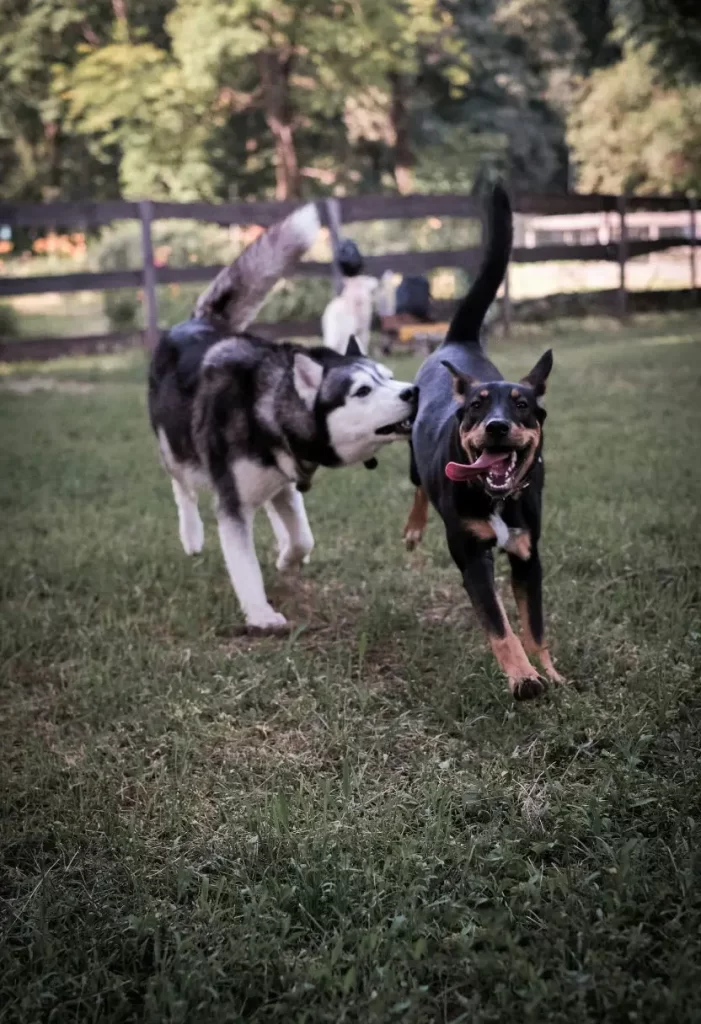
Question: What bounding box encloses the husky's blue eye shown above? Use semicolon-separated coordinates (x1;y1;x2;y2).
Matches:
355;385;372;398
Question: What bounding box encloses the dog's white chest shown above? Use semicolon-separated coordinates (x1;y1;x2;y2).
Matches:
232;457;288;506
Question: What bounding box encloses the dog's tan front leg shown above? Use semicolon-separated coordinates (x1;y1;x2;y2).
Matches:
513;585;564;684
488;597;546;699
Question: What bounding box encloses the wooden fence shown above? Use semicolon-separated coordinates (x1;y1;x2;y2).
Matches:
0;190;698;361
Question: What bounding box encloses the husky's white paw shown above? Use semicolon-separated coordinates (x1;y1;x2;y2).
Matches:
276;543;313;572
179;513;204;556
245;606;289;632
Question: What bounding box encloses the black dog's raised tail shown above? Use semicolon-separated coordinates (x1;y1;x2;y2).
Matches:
444;184;513;344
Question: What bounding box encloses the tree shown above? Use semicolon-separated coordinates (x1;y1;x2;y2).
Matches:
414;0;584;193
0;0;114;201
0;0;177;202
61;0;472;200
568;42;701;193
565;0;618;71
2;0;646;204
329;1;470;194
614;0;701;84
62;0;371;200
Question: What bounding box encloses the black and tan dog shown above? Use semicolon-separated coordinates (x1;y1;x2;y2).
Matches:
403;185;563;699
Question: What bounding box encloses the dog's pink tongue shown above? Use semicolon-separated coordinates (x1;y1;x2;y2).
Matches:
445;451;508;482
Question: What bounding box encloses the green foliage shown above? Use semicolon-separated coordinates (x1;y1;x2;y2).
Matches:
0;0;594;204
614;0;701;84
3;0;695;204
418;0;584;192
103;292;140;331
96;219;235;329
568;42;701;193
96;219;234;272
565;0;619;70
261;278;332;323
155;283;201;328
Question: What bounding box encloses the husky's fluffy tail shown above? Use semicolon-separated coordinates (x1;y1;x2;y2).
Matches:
444;184;513;345
195;203;320;332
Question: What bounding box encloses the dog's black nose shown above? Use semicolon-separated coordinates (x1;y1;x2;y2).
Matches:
485;418;510;438
400;387;417;404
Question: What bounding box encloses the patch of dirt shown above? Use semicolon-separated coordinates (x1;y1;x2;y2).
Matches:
1;376;96;395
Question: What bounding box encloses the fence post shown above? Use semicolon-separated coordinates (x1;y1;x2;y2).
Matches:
617;193;628;320
689;195;697;301
324;198;345;297
139;199;159;348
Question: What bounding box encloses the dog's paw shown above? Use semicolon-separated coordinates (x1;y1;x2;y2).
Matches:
511;674;547;701
535;650;565;685
179;515;204;556
276;543;313;572
403;527;424;551
245;606;289;632
542;665;565;685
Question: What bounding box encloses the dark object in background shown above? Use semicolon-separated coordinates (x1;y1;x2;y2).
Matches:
396;275;432;322
337;239;364;277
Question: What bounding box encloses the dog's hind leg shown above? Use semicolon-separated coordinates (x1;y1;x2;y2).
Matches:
171;477;204;556
265;485;315;572
157;427;204;555
217;508;288;631
510;550;564;684
403;487;429;550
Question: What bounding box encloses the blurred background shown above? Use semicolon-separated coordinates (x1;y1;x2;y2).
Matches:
0;0;699;344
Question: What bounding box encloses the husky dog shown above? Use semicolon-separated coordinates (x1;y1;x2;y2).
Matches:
148;203;417;631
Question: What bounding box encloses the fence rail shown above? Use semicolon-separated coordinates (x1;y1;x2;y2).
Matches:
0;189;698;360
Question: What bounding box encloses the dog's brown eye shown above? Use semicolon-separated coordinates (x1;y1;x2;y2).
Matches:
469;398;483;411
355;385;372;398
516;399;529;410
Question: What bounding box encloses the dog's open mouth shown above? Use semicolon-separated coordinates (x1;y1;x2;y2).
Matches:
446;448;527;492
375;417;414;436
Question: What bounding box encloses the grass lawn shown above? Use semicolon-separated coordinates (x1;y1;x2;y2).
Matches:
1;314;700;1023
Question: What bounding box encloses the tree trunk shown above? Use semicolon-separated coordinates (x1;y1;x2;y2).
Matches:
257;50;300;200
389;72;413;195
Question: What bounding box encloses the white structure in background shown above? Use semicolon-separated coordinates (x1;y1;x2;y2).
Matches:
520;210;699;249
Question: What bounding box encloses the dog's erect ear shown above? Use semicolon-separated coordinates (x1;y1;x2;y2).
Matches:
293;353;324;410
520;349;553;397
345;334;362;358
441;360;478;405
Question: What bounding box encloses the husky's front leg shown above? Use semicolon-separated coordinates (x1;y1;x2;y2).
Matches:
217;508;287;630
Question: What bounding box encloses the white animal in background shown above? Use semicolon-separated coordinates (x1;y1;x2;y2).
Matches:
321;273;379;355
